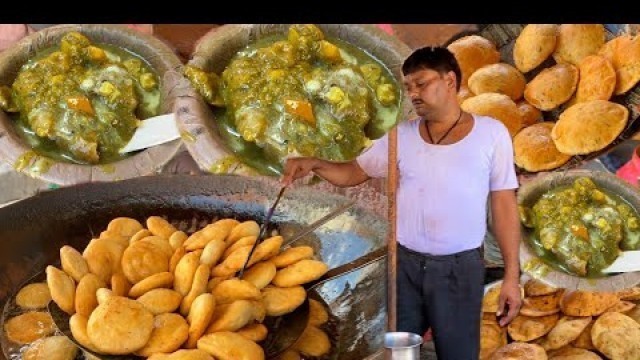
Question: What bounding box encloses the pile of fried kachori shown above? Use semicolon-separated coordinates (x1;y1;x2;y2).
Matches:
2;216;334;360
449;24;637;172
481;278;640;359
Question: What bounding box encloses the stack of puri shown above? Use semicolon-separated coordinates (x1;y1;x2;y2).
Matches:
448;24;638;172
481;278;640;359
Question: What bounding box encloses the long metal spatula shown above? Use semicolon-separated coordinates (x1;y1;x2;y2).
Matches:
238;185;287;278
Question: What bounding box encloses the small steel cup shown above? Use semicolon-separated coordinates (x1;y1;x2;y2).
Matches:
384;332;423;360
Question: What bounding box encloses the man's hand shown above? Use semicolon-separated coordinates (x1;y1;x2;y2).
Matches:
497;278;522;327
281;157;318;186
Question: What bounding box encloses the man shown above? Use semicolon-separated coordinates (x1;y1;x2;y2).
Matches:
282;46;522;359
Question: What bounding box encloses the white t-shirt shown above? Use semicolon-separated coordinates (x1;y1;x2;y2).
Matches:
357;115;518;255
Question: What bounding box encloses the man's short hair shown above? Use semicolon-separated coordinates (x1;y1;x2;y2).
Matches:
402;46;462;91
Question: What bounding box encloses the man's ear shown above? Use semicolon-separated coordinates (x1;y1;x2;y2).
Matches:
446;71;458;90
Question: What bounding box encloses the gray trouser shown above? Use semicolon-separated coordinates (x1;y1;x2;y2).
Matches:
397;244;485;360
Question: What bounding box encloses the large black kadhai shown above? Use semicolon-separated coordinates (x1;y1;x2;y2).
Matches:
0;174;388;360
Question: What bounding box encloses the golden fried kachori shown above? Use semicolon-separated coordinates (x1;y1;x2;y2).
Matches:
467;63;526;100
576;55;616;103
553;24;606;66
447;35;501;86
514;122;572;172
551;100;628;155
513;24;558;73
524;63;579;111
461;93;523;137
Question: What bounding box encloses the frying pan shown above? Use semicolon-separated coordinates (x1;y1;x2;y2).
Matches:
0;174;388;360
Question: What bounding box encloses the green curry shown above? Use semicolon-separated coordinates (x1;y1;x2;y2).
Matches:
0;31;160;164
185;24;400;173
520;177;640;277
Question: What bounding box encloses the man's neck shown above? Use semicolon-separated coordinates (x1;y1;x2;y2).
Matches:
424;107;463;128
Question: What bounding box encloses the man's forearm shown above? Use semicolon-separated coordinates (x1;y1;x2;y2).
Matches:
491;190;521;282
312;159;370;188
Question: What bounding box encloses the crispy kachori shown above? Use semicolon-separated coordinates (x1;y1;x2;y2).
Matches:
513;24;558;73
461;93;523;137
517;100;543;127
483;284;503;313
46;265;76;315
135;313;189;357
22;335;78;360
490;342;547;360
4;311;55;345
551;100;628;155
560;290;620;317
292;325;331;357
468;63;526;100
87;296;154;354
553;24;606;66
524;279;560;297
514;122;572;172
519;289;564;317
546;346;601;360
197;331;264;360
508;314;560;342
524;63;579;111
447;35;501;86
575;55;616;103
481;321;507;360
15;283;51;310
544;316;592;351
613;34;640;95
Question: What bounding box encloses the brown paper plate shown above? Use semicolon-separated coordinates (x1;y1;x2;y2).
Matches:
175;24;412;177
0;24;183;185
518;169;640;292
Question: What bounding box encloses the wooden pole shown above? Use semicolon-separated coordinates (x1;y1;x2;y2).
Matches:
387;124;399;332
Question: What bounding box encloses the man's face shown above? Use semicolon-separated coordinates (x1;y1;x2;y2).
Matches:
402;68;456;117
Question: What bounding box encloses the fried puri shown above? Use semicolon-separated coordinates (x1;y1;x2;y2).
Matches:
551;100;628;155
447;35;500;86
4;311;55;344
514;24;558;73
553;24;606;66
461;93;522;137
272;259;328;287
576;55;616;103
46;265;76;315
87;296;154;354
135;313;189;357
524;63;579;111
514;122;571;172
262;286;307;316
467;63;526;100
22;335;78;360
60;245;89;282
197;331;264;360
16;283;51;310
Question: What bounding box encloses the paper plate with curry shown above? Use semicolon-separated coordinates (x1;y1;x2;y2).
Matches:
518;170;640;292
175;24;412;177
0;24;183;185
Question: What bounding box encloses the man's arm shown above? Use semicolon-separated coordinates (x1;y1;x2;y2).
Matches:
282;157;370;188
490;189;522;326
